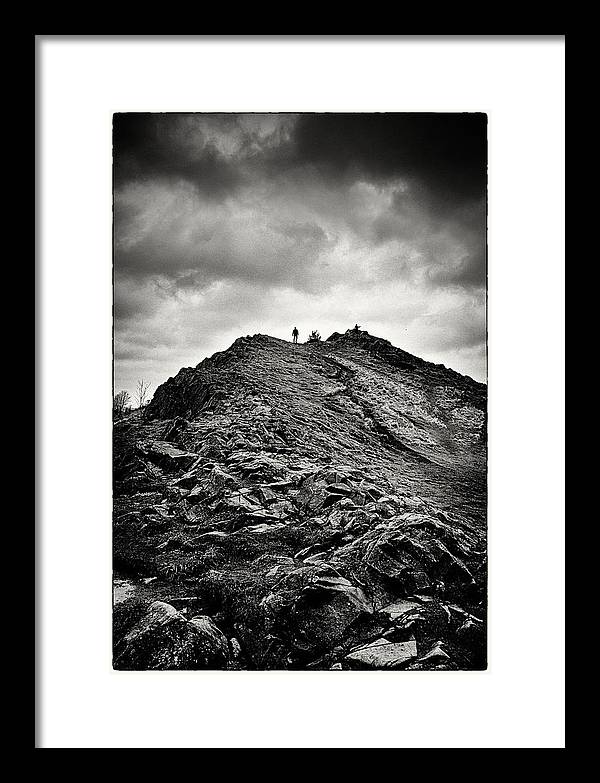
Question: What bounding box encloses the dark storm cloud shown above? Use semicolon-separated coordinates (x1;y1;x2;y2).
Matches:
291;113;487;208
113;113;487;293
370;188;486;289
113;113;245;198
115;112;487;209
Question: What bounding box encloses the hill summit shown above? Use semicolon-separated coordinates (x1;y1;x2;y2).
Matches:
113;328;487;671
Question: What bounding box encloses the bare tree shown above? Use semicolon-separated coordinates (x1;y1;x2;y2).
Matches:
113;390;131;418
135;379;151;410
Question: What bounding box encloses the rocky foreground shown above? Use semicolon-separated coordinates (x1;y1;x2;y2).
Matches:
113;329;487;671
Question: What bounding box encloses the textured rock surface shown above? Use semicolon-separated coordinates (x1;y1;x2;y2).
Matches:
114;601;229;670
113;329;487;670
345;638;418;669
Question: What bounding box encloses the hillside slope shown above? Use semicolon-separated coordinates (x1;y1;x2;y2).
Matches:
113;329;487;671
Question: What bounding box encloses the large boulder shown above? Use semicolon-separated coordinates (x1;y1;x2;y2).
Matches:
114;601;229;670
290;573;373;658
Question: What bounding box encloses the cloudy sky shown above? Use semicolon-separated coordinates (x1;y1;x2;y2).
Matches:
114;113;487;402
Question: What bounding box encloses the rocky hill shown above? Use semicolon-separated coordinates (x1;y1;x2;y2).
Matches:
113;328;487;671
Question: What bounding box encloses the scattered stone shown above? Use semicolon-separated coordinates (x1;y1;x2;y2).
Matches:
261;480;294;490
174;470;201;489
136;441;196;472
325;484;353;496
381;598;424;620
162;417;189;443
345;637;418;669
251;486;279;504
391;602;451;642
240;523;286;535
417;640;451;664
322;493;346;509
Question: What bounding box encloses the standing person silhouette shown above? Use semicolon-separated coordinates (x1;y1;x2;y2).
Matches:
292;326;299;344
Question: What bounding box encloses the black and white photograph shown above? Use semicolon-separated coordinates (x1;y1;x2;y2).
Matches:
112;112;488;671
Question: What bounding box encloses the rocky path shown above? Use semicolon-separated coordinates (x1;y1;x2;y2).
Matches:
113;329;487;671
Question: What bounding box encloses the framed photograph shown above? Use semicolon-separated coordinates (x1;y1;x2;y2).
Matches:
37;35;565;748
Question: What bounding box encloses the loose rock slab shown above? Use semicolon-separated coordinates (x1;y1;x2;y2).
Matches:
345;637;418;669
